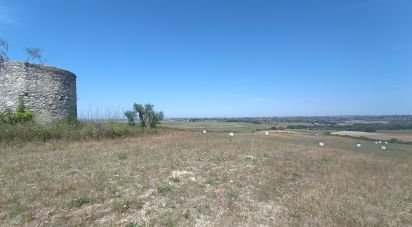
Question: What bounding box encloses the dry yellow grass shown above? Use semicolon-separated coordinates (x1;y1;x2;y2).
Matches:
0;130;411;226
332;130;412;142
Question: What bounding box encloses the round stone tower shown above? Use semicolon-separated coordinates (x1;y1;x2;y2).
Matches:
0;61;77;123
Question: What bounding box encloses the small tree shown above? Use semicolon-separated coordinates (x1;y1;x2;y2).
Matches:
25;48;43;63
124;110;136;126
0;38;8;70
132;103;164;128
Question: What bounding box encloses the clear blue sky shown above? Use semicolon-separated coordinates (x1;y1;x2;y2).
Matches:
1;0;411;118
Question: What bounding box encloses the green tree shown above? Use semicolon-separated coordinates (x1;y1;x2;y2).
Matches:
132;103;164;128
124;110;136;126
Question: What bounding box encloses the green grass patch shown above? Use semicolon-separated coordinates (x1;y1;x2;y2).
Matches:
158;184;175;194
206;177;219;185
125;223;140;227
118;153;128;160
227;190;239;199
69;196;90;208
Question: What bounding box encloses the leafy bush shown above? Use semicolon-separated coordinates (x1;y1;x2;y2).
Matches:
0;97;33;125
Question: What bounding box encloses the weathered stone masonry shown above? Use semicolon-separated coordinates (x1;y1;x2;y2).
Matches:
0;61;77;123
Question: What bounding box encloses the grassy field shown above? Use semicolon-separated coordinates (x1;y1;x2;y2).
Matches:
331;130;412;143
1;124;411;226
162;120;311;133
162;120;274;133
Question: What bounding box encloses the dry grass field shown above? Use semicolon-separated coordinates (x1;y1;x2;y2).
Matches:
332;130;412;143
1;128;412;226
161;121;273;133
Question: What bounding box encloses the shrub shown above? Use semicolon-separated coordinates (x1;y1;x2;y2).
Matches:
0;96;33;125
388;138;401;143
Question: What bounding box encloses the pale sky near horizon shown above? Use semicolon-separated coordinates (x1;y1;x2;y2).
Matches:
1;0;411;118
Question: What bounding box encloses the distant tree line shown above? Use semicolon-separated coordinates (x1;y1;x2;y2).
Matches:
223;118;263;124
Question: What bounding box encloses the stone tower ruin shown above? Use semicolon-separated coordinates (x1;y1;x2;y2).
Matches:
0;61;77;123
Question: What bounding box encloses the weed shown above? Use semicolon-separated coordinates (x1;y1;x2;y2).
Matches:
183;209;190;219
170;177;180;183
125;222;140;227
292;171;300;177
118;153;128;160
206;177;219;185
212;155;225;162
158;184;175;194
227;190;239;199
69;196;90;208
263;153;272;159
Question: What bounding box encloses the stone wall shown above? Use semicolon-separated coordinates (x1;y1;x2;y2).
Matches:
0;61;77;123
